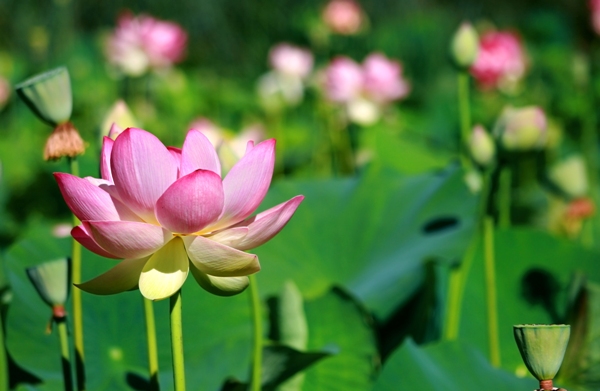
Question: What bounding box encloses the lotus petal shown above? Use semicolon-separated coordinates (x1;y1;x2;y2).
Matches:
214;139;275;229
183;235;260;277
54;173;121;222
100;136;114;182
180;129;221;177
190;267;249;296
155;169;224;234
76;257;149;295
139;237;189;300
85;220;172;259
234;195;304;251
111;128;178;223
71;225;119;259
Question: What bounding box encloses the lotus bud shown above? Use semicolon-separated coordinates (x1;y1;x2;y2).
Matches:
450;22;479;69
26;258;70;320
101;100;138;139
549;155;588;199
463;169;483;193
513;324;570;390
347;97;380;126
468;124;495;166
16;67;72;126
494;106;547;151
16;67;85;161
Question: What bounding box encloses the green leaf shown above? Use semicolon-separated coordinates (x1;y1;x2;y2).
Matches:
255;164;478;319
300;287;379;391
372;339;532;390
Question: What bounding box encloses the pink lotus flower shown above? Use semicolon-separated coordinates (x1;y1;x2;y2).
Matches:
269;43;314;79
324;57;364;103
322;0;364;35
470;31;525;90
362;53;410;102
591;0;600;35
54;128;303;300
107;12;187;76
323;53;409;124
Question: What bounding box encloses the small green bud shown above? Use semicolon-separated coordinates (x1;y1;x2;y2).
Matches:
468;124;495;166
101;100;138;140
549;155;588;199
450;22;479;69
16;67;72;126
513;324;570;384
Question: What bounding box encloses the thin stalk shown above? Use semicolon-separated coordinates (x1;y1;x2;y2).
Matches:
582;80;598;248
0;307;7;391
57;316;74;391
69;157;85;391
484;216;501;367
144;298;160;391
444;169;493;340
457;71;473;170
249;274;263;391
170;290;186;391
498;166;512;229
443;239;477;340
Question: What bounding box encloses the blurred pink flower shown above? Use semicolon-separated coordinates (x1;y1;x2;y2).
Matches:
324;56;364;102
470;31;525;90
55;128;303;300
323;53;409;124
362;53;410;102
322;0;364;35
269;43;314;79
592;0;600;34
107;12;187;76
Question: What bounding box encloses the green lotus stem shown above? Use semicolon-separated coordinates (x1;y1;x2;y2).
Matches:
457;70;472;169
57;317;74;391
498;166;512;229
444;170;493;340
170;290;186;391
582;81;598;247
484;216;501;367
0;309;7;391
69;157;86;391
444;238;477;340
249;274;263;391
143;298;160;391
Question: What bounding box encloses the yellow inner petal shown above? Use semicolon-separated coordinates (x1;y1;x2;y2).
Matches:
139;237;189;301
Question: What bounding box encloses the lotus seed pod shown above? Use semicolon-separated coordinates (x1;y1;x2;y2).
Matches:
26;258;70;309
513;324;570;387
16;67;72;126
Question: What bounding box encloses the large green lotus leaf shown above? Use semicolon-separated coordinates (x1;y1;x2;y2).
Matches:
360;125;453;174
255;164;478;319
458;227;600;379
372;339;532;390
300;287;379;391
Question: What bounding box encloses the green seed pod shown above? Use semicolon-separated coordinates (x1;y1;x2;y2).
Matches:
26;258;70;308
16;67;72;126
513;324;570;382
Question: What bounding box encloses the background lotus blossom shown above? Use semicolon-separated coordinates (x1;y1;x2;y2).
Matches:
322;0;364;35
258;43;314;109
323;53;409;125
470;30;526;90
269;43;314;79
591;0;600;35
55;128;303;300
106;12;187;77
